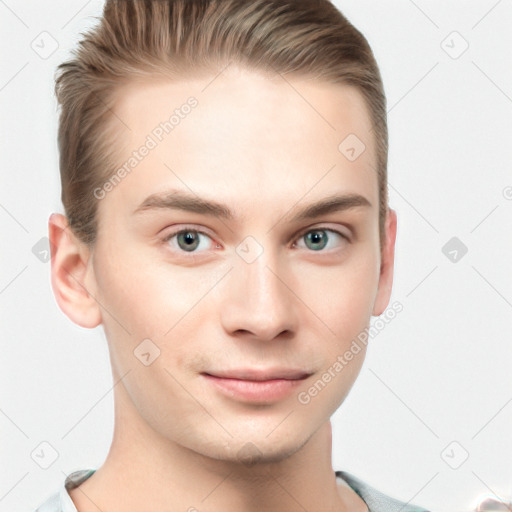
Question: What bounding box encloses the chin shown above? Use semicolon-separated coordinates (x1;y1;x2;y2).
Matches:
188;425;313;469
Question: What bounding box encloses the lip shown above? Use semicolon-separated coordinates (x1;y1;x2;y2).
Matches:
205;368;312;381
201;368;312;403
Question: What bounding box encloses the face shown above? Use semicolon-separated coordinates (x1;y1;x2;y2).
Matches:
73;65;395;464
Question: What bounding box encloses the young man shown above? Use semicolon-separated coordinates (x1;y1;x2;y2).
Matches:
35;0;430;510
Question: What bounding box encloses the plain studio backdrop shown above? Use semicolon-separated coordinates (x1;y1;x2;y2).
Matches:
1;1;511;511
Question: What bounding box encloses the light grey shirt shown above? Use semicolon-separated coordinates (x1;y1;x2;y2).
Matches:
33;468;430;511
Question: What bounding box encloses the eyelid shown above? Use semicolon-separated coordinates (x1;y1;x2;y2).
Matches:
162;225;212;237
293;223;351;242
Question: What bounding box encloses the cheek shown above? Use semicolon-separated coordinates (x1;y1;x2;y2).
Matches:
93;238;203;335
90;245;206;417
92;240;229;376
299;258;376;410
294;248;380;342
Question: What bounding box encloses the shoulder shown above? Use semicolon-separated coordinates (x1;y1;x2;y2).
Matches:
31;469;96;512
32;491;61;512
336;471;431;512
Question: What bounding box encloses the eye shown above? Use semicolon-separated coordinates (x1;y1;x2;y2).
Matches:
161;225;349;256
161;227;218;254
293;227;349;252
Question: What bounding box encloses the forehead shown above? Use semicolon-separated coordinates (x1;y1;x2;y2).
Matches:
100;65;378;223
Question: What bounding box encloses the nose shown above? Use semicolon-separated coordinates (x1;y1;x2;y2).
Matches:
219;241;299;341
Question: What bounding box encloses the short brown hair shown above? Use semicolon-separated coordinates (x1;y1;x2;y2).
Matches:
54;0;388;250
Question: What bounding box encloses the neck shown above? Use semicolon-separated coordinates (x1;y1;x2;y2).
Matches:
69;374;364;512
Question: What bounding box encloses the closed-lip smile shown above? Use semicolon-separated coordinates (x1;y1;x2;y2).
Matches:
201;368;312;402
202;367;312;381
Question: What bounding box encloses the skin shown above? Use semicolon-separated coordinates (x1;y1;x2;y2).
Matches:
49;64;397;512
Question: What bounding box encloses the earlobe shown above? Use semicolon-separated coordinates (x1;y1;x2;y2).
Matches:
48;213;102;329
372;208;397;317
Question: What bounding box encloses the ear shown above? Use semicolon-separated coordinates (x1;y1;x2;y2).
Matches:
372;207;397;316
48;213;102;329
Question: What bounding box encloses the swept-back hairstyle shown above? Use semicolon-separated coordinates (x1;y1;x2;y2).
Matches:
55;0;388;250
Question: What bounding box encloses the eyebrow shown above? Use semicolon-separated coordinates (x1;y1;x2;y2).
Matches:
132;189;372;222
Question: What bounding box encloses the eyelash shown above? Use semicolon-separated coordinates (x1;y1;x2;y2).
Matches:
161;225;349;256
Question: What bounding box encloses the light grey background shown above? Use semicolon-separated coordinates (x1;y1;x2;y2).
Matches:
1;1;511;511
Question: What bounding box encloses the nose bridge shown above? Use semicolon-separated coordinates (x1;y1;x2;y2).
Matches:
245;247;278;299
223;233;297;338
238;234;287;308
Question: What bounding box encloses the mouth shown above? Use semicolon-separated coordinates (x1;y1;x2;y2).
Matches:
203;368;312;381
200;368;312;402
